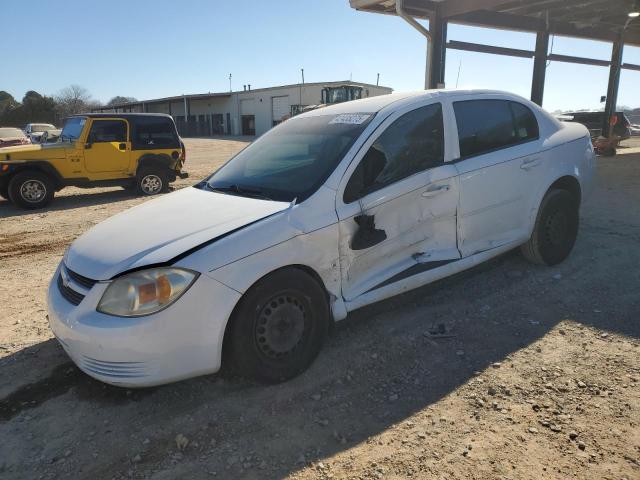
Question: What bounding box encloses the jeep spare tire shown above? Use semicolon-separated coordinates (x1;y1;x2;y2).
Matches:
8;171;55;209
136;168;168;196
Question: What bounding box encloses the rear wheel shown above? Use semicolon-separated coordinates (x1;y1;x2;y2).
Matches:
135;167;167;196
226;269;330;383
8;171;55;209
521;189;579;266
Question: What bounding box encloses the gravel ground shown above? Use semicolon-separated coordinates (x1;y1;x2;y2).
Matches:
0;138;638;480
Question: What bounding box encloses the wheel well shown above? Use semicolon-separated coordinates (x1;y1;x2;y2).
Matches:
549;176;581;205
5;164;62;190
136;154;176;174
220;264;331;370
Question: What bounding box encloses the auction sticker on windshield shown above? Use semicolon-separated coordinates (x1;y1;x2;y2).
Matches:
329;113;371;125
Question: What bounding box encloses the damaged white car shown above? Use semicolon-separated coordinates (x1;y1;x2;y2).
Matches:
48;90;595;387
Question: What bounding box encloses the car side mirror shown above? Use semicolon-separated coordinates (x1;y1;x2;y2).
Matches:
84;142;92;149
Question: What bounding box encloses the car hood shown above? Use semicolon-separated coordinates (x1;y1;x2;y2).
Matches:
0;142;67;157
65;187;290;280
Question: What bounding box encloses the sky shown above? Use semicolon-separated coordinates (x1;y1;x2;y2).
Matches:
3;0;640;112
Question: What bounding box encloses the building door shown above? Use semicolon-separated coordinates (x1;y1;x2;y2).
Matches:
241;116;256;135
271;95;290;126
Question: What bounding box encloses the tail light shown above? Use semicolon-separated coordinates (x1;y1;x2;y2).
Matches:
179;141;186;164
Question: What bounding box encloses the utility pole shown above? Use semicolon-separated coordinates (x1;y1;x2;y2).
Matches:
229;73;232;92
300;68;305;106
376;73;380;86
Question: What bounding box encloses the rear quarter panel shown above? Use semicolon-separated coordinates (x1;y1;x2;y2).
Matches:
527;123;595;230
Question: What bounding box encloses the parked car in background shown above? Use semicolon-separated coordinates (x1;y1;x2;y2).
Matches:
560;111;631;140
24;123;57;143
40;129;62;143
0;127;31;147
630;124;640;136
0;113;187;208
47;90;595;388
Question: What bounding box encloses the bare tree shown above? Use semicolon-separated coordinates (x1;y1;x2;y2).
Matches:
55;85;93;117
107;96;137;106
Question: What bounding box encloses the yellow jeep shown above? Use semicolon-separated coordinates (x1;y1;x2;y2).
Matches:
0;113;188;209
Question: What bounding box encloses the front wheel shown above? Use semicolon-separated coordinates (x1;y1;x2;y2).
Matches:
135;168;167;196
226;269;330;383
8;171;55;209
521;189;579;266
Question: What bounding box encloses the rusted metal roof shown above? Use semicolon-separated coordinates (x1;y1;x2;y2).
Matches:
350;0;640;46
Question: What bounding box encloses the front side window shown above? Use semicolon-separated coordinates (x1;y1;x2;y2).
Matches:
88;120;127;143
454;100;539;158
206;113;374;203
344;103;444;203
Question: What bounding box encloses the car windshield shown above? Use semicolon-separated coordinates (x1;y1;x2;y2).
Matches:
31;124;55;132
204;113;375;202
60;117;87;141
0;128;25;138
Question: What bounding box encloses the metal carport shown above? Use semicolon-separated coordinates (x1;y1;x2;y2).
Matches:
350;0;640;136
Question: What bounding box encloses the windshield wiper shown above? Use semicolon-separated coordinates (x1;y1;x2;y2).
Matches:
206;183;273;201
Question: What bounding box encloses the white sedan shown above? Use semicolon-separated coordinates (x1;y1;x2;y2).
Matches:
48;90;595;387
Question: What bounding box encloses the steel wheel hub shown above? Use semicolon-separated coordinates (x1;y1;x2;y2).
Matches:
544;209;567;246
20;180;46;202
141;175;161;194
256;295;306;358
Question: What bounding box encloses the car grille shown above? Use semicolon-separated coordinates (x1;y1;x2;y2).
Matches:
57;274;85;306
65;267;97;289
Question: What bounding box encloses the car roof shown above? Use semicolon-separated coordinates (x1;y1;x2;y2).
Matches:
70;113;173;120
299;89;533;118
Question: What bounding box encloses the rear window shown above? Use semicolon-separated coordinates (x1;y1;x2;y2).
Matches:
454;99;539;158
132;117;179;149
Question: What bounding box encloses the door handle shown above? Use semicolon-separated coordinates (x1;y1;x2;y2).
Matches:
520;157;541;170
422;184;450;197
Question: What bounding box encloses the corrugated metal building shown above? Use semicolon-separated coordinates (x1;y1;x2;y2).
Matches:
94;80;393;137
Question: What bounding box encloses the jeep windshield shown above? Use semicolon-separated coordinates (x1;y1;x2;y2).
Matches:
60;117;87;141
204;113;374;203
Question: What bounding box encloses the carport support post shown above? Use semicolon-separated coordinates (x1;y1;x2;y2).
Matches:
530;30;549;106
602;35;624;137
429;10;447;88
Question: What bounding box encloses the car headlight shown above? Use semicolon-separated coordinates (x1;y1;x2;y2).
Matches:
97;268;199;317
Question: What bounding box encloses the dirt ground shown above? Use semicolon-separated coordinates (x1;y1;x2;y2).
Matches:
0;138;638;480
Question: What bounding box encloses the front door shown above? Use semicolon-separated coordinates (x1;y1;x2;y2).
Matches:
336;102;460;301
452;98;543;256
83;119;131;175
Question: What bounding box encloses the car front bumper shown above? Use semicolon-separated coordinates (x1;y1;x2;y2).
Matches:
47;264;241;387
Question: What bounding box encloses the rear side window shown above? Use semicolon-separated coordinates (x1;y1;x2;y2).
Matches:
454;100;539;158
88;120;127;143
344;103;444;203
132;117;179;148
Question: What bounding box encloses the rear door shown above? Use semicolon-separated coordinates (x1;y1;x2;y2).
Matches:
453;98;543;256
336;101;460;301
83;119;131;175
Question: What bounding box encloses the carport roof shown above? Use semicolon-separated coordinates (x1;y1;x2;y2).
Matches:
350;0;640;46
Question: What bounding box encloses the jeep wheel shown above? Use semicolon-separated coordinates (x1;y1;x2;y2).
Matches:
136;168;167;196
226;269;330;384
8;171;55;209
521;189;579;266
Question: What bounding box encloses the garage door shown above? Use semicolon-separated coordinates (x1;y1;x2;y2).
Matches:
272;95;290;124
240;98;255;115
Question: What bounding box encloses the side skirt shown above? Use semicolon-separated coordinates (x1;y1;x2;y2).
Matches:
343;240;521;313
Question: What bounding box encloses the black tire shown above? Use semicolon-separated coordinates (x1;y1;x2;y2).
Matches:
226;268;330;383
8;171;55;209
521;189;579;266
135;167;168;196
0;183;9;201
